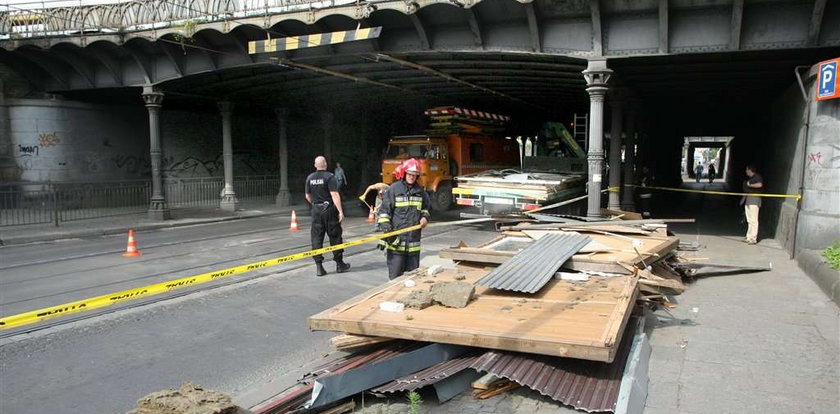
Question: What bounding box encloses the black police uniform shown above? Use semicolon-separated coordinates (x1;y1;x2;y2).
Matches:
637;169;655;218
305;170;344;265
376;179;431;279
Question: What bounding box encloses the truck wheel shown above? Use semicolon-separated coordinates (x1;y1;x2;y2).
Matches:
430;183;453;212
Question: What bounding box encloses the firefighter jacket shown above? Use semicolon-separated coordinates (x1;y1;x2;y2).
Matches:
377;179;431;254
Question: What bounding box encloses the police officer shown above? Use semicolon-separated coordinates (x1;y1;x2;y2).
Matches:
637;165;655;218
305;155;351;277
376;158;430;279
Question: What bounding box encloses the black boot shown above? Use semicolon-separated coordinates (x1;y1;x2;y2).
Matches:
336;260;351;273
316;263;327;277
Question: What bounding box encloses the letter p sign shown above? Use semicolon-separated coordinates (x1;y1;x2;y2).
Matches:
817;59;839;101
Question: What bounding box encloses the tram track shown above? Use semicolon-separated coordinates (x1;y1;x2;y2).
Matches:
0;222;478;340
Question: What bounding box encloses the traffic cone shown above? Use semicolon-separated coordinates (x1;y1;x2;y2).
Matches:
122;229;142;257
367;207;375;223
289;210;299;232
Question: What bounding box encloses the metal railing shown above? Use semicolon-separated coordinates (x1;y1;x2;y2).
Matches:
0;0;364;39
0;175;279;226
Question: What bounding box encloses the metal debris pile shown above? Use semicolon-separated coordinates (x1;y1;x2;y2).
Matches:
255;213;770;414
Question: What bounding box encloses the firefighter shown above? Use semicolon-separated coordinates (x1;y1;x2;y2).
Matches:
305;155;351;277
376;158;431;279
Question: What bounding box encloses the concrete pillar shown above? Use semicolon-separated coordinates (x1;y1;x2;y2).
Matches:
275;108;291;206
0;80;17;181
322;112;333;162
582;60;613;218
142;86;170;220
218;101;239;212
621;108;637;211
608;93;624;210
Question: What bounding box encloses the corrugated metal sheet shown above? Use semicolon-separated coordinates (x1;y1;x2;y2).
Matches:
370;354;479;393
260;341;424;414
468;318;637;413
476;232;590;293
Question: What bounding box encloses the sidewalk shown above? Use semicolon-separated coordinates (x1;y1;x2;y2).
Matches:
0;201;309;246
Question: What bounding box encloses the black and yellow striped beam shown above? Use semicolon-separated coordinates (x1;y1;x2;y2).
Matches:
248;27;382;54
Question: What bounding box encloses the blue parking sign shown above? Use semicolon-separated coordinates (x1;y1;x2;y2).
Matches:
817;59;839;101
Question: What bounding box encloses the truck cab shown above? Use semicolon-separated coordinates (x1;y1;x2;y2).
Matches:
381;136;453;212
381;134;518;211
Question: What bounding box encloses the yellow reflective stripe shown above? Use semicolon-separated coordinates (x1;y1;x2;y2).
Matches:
386;244;421;253
377;217;391;223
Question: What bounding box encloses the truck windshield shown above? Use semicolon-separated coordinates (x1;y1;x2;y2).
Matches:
385;143;429;159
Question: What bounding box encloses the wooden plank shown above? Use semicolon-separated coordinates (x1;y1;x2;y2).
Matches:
330;334;393;350
309;268;637;362
472;373;503;390
601;208;644;220
474;380;519;399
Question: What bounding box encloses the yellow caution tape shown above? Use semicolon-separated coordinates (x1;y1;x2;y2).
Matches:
626;184;802;200
0;224;423;330
607;186;621;193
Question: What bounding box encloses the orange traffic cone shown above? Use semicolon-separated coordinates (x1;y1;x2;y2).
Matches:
367;207;376;223
122;229;142;257
289;210;300;232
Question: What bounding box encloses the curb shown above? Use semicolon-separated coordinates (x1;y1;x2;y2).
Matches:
797;249;840;307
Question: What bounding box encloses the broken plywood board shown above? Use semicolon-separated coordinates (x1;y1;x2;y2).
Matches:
441;233;679;275
601;208;645;221
309;267;638;363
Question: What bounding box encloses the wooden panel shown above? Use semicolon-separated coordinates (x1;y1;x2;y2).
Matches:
309;267;638;362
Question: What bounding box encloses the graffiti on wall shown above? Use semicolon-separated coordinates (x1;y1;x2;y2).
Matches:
38;132;60;148
806;144;840;188
18;144;38;156
165;155;224;177
85;152;105;172
161;152;277;178
112;154;152;175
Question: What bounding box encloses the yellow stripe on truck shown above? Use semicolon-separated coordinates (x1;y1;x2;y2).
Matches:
452;188;472;195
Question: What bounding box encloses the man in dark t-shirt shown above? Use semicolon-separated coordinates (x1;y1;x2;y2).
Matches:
305;156;350;276
740;165;763;244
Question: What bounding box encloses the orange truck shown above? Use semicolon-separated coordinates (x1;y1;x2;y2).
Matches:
380;107;519;211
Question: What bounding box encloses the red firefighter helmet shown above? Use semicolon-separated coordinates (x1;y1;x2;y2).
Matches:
402;158;421;177
392;163;406;180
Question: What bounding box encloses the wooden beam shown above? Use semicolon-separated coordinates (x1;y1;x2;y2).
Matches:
730;0;744;51
330;333;393;350
808;0;827;46
591;0;603;56
525;3;542;53
659;0;669;54
410;14;431;50
464;8;484;49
